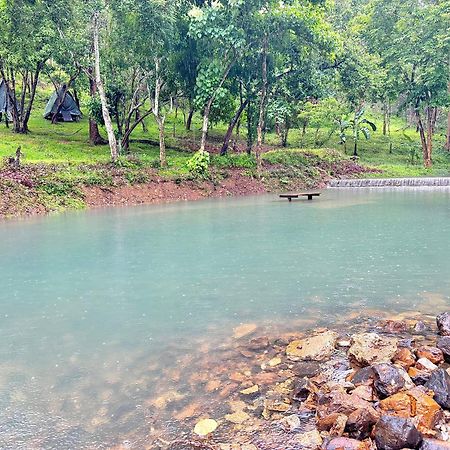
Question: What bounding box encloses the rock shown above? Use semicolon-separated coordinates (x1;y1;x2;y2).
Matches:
351;366;376;386
193;418;218;436
382;320;409;333
417;347;444;365
425;369;450;409
295;429;323;449
279;414;301;431
240;384;259;399
292;360;321;378
247;336;270;350
224;411;250;424
292;377;313;402
373;415;422;450
337;339;352;347
233;323;257;339
264;393;290;412
267;357;282;367
326;437;371;450
348;333;398;367
409;367;432;385
394;347;416;369
373;364;406;398
379;388;442;433
351;385;376;402
317;413;347;433
436;337;450;363
437;313;450;336
421;438;450;449
316;388;379;419
286;331;338;361
415;321;428;333
346;407;379;440
417;358;439;372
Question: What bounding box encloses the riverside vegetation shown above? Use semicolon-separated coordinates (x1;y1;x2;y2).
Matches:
0;0;449;218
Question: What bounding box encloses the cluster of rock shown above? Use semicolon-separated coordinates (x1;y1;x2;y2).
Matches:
193;313;450;450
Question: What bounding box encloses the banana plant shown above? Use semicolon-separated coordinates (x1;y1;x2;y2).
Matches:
337;108;377;157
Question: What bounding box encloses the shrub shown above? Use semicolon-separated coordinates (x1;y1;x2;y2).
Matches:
186;150;210;179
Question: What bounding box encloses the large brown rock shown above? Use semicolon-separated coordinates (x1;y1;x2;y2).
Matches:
425;369;450;409
348;333;398;367
436;313;450;336
346;407;379;440
373;415;422;450
316;387;380;420
379;387;442;434
286;331;338;361
373;364;406;398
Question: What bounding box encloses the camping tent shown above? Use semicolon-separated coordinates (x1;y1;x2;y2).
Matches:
0;79;13;121
43;87;82;122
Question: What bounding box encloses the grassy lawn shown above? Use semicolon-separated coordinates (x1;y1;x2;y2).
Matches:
0;93;449;178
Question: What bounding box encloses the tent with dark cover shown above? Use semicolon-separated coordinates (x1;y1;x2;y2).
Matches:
43;87;82;122
0;79;13;121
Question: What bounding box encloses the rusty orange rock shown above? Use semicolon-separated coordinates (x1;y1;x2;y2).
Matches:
379;387;443;434
394;347;416;369
417;346;444;365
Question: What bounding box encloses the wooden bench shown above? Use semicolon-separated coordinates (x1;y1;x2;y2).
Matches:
279;192;321;202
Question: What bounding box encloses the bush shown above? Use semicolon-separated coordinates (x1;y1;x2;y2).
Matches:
186;150;210;179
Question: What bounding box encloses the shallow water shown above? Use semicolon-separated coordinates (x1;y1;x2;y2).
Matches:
1;189;450;448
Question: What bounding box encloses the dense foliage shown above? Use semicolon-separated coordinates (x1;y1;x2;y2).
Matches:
0;0;448;168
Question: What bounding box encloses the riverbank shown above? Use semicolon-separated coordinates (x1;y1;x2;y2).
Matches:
151;310;450;450
0;149;373;219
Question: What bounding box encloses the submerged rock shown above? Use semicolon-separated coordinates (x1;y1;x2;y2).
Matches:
436;313;450;336
348;333;398;367
193;418;218;436
373;415;422;450
286;331;338;361
233;323;257;339
224;410;250;424
373;364;406;398
425;369;450;409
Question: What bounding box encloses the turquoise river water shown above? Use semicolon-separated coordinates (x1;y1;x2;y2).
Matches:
1;189;450;449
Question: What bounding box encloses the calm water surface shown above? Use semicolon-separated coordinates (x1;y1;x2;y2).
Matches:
1;189;450;448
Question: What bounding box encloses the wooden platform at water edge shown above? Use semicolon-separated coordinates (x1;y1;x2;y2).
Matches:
279;192;321;202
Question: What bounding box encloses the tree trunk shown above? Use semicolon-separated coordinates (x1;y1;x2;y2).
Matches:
87;67;107;145
220;98;249;155
255;35;268;172
157;116;166;167
446;81;450;150
150;58;167;167
199;57;236;152
246;100;254;154
93;11;119;162
186;104;194;131
416;106;435;168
